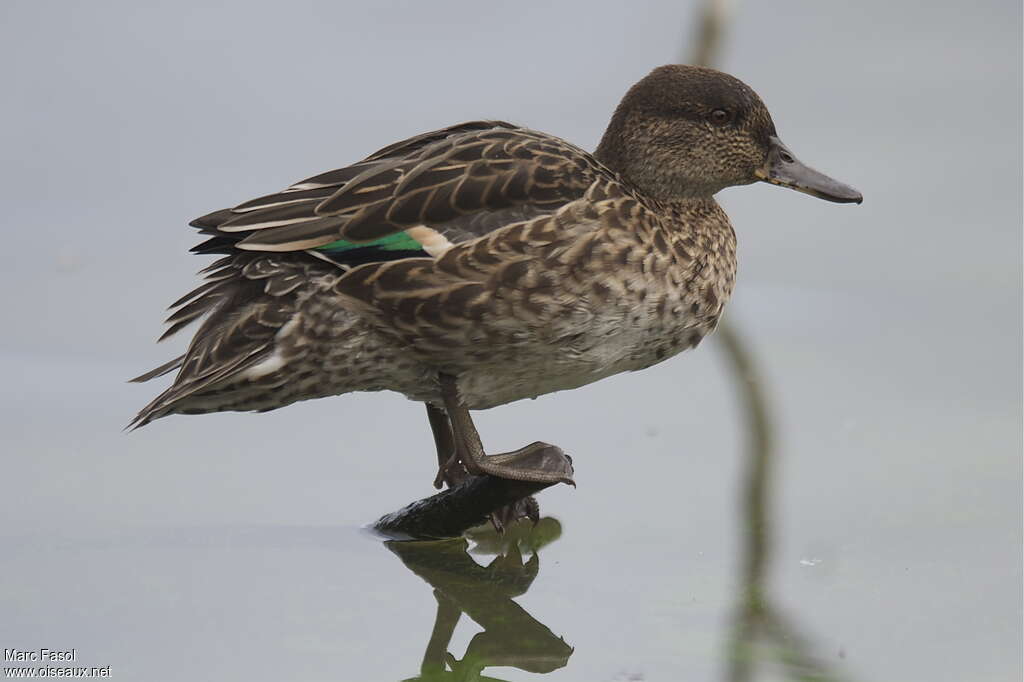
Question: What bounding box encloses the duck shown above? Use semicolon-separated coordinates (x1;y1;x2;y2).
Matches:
130;64;861;493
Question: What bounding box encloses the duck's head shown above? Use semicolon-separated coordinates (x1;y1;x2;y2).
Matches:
595;64;862;204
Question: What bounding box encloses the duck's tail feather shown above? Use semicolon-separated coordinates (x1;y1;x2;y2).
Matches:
125;350;267;431
126;389;174;431
129;355;185;384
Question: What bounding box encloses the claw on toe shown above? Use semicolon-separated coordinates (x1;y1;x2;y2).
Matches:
434;454;469;489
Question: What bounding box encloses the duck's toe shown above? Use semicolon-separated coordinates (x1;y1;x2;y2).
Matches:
489;495;540;533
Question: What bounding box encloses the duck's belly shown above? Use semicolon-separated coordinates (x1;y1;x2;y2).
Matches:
453;337;698;409
181;300;717;415
381;308;717;409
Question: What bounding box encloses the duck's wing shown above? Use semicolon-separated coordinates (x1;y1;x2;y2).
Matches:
188;120;609;263
151;120;611;348
130;122;617;423
330;178;647;364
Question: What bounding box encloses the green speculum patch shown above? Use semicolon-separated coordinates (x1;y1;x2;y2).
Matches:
316;232;423;253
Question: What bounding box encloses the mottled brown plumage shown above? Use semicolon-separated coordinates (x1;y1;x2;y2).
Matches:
130;65;860;491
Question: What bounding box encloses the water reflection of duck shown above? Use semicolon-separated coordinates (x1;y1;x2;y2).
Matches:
131;66;860;506
389;518;571;681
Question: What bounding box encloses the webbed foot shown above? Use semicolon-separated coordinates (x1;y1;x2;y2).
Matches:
470;441;575;487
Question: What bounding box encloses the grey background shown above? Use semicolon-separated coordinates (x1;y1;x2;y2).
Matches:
1;1;1020;681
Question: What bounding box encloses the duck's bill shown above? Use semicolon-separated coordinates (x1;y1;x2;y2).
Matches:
755;136;862;204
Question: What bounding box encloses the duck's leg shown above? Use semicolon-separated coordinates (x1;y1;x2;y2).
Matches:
426;399;548;532
425;403;467;489
438;373;574;486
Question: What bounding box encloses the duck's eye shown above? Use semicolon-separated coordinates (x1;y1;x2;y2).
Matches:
709;108;732;125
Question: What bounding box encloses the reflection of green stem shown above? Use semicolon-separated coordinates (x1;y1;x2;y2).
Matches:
687;0;777;613
716;318;778;682
687;0;733;68
716;321;774;610
688;2;850;680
